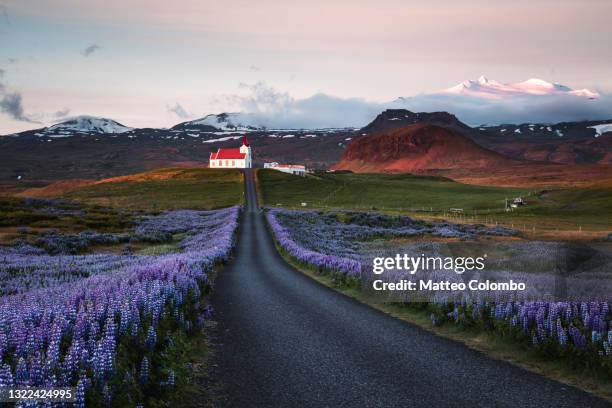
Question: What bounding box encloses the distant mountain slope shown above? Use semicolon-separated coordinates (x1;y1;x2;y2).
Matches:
472;121;612;165
355;109;612;166
334;124;515;173
0;127;351;191
33;116;133;137
476;135;612;165
359;109;470;134
332;124;612;187
477;120;612;141
171;113;265;132
1;108;610;192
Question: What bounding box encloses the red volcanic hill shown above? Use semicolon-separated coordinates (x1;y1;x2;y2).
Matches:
333;124;515;173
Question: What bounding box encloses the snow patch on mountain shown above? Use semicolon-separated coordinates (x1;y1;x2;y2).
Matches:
589;123;612;137
186;113;264;131
441;77;599;100
44;116;133;136
201;135;242;144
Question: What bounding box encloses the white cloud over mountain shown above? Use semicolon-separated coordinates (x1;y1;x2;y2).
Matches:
210;82;381;129
4;77;611;134
216;78;611;128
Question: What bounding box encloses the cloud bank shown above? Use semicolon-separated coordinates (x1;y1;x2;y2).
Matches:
213;82;380;129
214;81;612;129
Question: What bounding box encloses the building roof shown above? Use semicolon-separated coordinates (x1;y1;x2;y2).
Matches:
277;164;305;169
267;163;305;169
209;135;249;161
210;148;246;160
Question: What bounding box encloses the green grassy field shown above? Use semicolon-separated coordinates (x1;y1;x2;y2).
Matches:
258;170;529;211
257;170;612;235
65;168;244;211
492;186;612;234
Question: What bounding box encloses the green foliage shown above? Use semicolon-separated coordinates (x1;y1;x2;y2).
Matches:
0;197;132;233
0;198;58;226
136;243;180;256
79;211;133;231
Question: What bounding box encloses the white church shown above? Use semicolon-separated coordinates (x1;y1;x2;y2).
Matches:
209;136;253;169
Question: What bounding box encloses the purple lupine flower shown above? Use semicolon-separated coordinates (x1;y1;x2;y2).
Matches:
145;326;157;350
166;370;175;387
0;206;240;402
102;383;112;406
15;357;29;386
0;363;14;387
569;326;587;349
74;377;86;408
139;357;149;384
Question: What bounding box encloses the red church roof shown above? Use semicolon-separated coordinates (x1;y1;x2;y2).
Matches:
209;135;249;161
210;148;246;160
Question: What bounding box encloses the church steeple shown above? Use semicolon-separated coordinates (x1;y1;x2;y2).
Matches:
239;135;251;161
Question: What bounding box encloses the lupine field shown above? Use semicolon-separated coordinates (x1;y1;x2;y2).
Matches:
266;208;612;377
266;208;516;280
0;203;240;406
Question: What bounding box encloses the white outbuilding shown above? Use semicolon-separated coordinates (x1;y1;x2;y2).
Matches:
264;162;306;176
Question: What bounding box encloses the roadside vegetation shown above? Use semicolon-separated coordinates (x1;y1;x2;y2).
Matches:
0;200;240;406
0;169;246;406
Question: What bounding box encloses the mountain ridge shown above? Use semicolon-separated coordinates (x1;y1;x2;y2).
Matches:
359;109;471;135
334;124;516;173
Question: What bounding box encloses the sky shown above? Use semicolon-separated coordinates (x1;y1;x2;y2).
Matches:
1;0;611;133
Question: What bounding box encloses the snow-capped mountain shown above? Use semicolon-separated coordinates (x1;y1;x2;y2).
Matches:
171;113;265;132
42;116;133;137
441;76;599;100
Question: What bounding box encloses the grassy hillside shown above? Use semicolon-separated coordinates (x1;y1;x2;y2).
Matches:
257;170;528;211
501;187;612;234
257;170;612;235
65;168;243;210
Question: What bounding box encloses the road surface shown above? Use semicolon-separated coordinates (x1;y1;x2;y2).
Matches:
210;169;609;407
